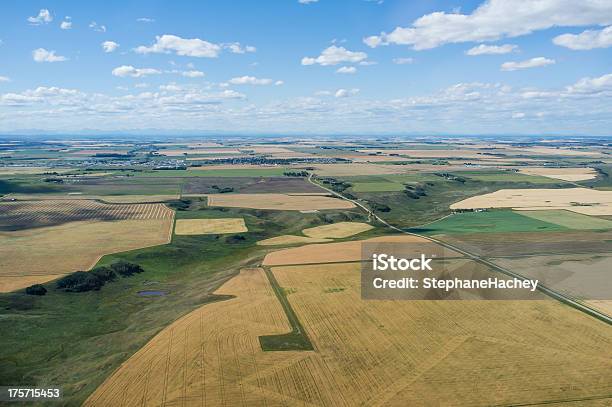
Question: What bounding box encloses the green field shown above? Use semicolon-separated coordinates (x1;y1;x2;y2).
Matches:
518;210;612;230
408;210;567;235
351;182;406;192
460;171;560;184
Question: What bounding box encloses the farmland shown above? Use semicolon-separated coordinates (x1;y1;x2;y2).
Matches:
1;136;611;405
174;218;248;235
411;210;566;235
302;221;373;238
0;200;174;291
451;187;612;215
85;245;612;406
207;193;355;211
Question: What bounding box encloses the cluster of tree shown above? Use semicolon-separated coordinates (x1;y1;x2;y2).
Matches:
372;202;391;212
25;284;47;296
434;172;466;183
404;184;428;199
167;199;191;211
283;171;309;177
55;261;144;292
225;234;246;244
320;178;352;193
43;178;64;184
211;185;234;193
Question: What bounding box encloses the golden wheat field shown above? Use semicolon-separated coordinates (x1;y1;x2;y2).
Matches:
86;254;612;406
450;188;612;215
262;235;453;266
302;221;373;239
207;193;355;211
0;200;174;292
518;167;598;181
174;218;248;235
85;267;296;406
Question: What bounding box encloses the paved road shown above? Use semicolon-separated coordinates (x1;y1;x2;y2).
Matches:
308;174;612;325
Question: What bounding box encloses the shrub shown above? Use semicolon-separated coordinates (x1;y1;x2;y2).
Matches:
111;261;144;277
25;284;47;296
56;271;105;292
91;266;117;283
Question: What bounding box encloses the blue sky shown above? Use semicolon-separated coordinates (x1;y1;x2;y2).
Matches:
0;0;611;135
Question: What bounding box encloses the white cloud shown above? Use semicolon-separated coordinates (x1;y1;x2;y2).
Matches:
135;34;222;58
102;41;119;53
302;45;367;66
512;112;525;118
137;17;155;23
0;76;10;82
553;26;612;50
275;80;284;86
298;0;319;4
112;65;161;78
228;76;274;85
32;48;67;63
501;57;555;71
335;88;360;98
224;43;256;54
89;21;106;32
364;0;612;50
392;57;414;64
182;70;205;78
466;44;517;55
566;73;612;94
315;90;332;96
134;83;149;88
336;66;357;74
60;18;72;30
28;9;52;25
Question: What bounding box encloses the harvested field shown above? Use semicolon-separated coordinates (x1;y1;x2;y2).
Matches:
518;167;598;181
85;268;294;407
302;221;373;238
263;235;459;266
0;167;71;175
518;210;612;230
174;218;247;235
451;188;612;215
87;262;612;406
207;193;355;211
492;253;611;306
0;199;173;231
257;235;332;246
0;218;174;292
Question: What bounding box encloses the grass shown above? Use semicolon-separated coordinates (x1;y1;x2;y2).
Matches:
409;210;567;235
518;210;612;230
351;182;405;192
258;267;314;351
460;170;559;184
